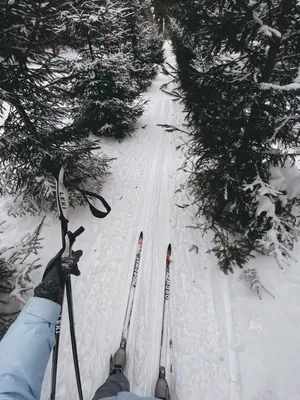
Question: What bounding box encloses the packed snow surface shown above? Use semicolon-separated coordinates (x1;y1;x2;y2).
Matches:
1;42;300;400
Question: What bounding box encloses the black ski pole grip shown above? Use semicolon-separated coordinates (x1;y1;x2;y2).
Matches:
73;226;85;238
67;227;85;249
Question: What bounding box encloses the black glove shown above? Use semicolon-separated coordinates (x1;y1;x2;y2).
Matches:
34;249;83;305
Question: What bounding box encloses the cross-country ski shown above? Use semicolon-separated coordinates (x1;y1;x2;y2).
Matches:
155;244;172;400
158;243;171;370
120;231;143;349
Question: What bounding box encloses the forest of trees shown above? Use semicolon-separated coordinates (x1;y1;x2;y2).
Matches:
1;0;300;337
0;0;163;336
162;0;300;273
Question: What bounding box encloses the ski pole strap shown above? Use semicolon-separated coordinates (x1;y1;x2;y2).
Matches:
74;187;111;219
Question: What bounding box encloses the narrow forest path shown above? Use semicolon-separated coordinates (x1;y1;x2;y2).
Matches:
38;42;300;400
40;42;233;400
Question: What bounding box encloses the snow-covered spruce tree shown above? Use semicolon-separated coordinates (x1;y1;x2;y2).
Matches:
0;218;44;339
0;0;112;215
121;0;164;92
169;0;300;272
61;1;144;140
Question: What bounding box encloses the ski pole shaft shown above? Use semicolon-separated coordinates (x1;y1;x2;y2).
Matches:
50;285;65;400
50;337;59;400
66;278;84;400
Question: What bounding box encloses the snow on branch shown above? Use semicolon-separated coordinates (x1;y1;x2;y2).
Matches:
252;11;282;39
244;169;300;268
0;217;45;338
240;268;275;299
261;82;300;91
261;67;300;91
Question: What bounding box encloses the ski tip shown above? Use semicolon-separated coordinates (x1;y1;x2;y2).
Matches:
139;231;143;239
167;243;172;253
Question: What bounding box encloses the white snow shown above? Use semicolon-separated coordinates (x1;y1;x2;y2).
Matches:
269;165;300;199
261;82;300;91
2;42;300;400
252;12;282;39
258;25;282;39
256;196;275;217
252;11;282;39
261;68;300;91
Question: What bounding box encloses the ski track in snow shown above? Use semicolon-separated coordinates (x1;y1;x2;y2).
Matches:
38;43;233;400
0;42;298;400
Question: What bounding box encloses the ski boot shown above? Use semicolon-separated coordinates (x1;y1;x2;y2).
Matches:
154;366;170;400
109;338;127;375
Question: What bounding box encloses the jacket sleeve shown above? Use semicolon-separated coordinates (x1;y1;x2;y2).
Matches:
115;394;157;400
0;297;61;400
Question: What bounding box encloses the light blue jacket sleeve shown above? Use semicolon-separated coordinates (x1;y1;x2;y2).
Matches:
103;394;156;400
0;298;157;400
0;297;61;400
105;394;157;400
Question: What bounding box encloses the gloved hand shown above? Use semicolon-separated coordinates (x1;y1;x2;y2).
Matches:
34;249;83;305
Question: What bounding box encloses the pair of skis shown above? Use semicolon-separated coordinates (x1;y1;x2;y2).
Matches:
119;232;172;396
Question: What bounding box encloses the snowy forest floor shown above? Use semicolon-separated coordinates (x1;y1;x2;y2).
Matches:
2;42;300;400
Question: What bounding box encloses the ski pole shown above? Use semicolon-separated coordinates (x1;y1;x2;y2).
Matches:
50;168;84;400
65;228;85;400
49;166;111;400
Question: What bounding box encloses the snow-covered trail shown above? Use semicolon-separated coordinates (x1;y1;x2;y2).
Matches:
40;43;233;400
1;41;300;400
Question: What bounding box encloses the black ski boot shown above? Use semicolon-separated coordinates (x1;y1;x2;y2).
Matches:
109;338;127;375
155;367;170;400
